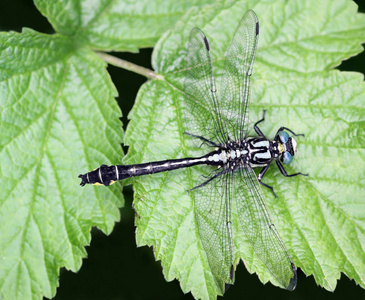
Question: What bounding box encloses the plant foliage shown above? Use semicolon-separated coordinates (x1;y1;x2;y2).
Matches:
0;0;364;299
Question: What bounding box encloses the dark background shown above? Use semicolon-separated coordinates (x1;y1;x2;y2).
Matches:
1;1;364;299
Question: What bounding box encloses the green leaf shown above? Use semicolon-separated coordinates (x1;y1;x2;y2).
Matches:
34;0;217;52
124;0;365;298
0;29;123;299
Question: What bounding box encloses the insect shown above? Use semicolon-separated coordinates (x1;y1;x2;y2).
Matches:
79;10;307;293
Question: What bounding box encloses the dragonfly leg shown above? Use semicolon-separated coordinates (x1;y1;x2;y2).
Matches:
258;163;278;198
254;110;267;137
184;131;220;147
275;126;305;137
276;160;309;177
188;169;226;192
259;180;278;198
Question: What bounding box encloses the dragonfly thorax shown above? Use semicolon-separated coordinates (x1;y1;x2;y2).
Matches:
207;137;279;170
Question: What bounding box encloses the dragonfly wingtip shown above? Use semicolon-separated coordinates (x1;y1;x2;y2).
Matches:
287;263;297;291
224;282;232;292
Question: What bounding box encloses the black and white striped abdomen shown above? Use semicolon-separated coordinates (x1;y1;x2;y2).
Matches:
79;155;218;187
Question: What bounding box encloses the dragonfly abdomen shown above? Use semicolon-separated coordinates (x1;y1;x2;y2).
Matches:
79;153;222;187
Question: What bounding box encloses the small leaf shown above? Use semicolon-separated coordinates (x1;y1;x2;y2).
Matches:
124;0;365;298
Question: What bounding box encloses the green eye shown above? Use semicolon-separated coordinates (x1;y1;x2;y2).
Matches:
278;130;289;143
281;151;293;165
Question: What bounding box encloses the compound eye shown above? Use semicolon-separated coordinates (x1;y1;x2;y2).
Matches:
281;151;293;165
278;131;289;143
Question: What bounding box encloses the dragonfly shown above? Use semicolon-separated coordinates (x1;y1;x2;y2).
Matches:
79;10;307;293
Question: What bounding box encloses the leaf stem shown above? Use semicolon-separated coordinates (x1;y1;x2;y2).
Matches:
96;52;163;80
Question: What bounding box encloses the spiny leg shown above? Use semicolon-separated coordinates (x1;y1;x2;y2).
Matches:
184;131;220;147
257;163;278;198
188;169;225;192
276;160;309;177
254;110;267;137
258;161;308;198
275;126;305;137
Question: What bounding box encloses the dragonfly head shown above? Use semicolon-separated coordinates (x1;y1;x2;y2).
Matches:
277;131;297;165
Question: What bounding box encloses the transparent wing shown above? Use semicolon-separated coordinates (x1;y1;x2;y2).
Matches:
194;170;234;294
184;28;228;144
184;10;259;145
219;10;259;141
235;165;297;290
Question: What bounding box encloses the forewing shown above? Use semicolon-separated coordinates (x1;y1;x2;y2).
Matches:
194;170;234;294
235;166;297;290
220;10;259;141
184;28;228;144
